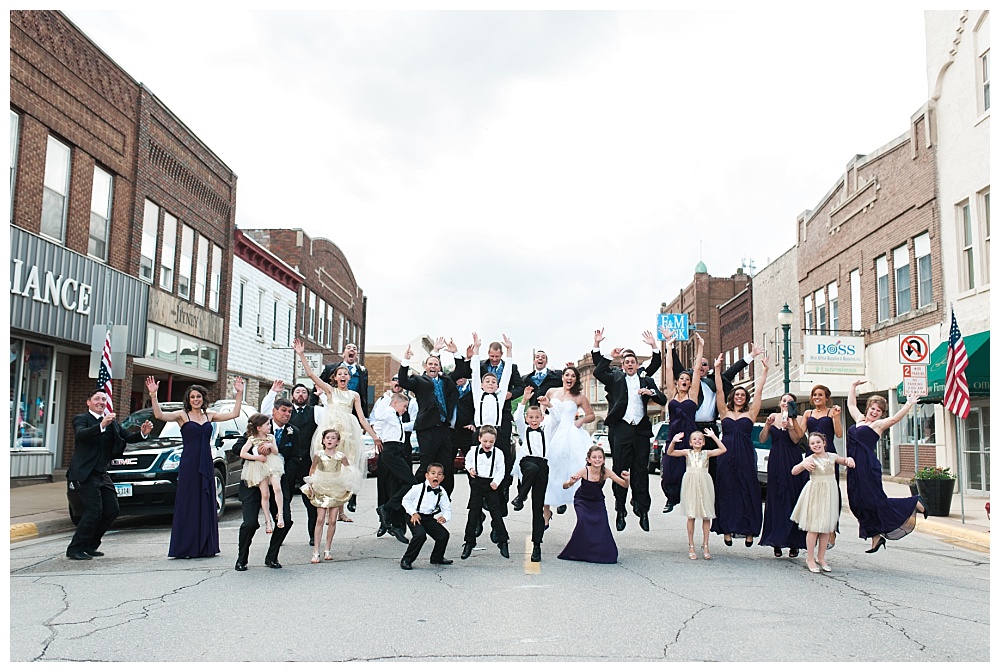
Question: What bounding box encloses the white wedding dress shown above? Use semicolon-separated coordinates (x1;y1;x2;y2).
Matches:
544;397;592;508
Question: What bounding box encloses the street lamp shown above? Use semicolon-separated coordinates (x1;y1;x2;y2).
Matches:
777;303;794;395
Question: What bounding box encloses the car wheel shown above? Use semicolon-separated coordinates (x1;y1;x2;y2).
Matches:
69;507;81;526
214;468;226;517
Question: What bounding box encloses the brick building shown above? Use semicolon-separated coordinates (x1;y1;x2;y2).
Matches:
795;107;941;477
717;283;755;394
242;228;369;403
9;10;238;477
658;264;751;392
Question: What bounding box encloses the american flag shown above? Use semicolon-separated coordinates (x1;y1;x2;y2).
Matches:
944;309;970;419
97;330;114;415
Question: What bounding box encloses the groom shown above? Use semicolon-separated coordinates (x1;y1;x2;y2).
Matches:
592;328;666;532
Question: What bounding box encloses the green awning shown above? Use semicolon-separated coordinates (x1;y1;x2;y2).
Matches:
896;330;990;403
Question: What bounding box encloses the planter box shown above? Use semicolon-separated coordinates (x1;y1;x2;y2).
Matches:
915;478;955;517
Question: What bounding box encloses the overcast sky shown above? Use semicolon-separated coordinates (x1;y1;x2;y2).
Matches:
66;8;929;370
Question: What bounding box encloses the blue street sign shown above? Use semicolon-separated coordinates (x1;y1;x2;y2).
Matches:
657;313;689;341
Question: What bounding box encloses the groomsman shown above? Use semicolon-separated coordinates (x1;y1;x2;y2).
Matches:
522;350;563;402
265;382;321;544
66;390;151;560
476;338;524;515
397;339;464;485
592;329;667;533
237;390;303;570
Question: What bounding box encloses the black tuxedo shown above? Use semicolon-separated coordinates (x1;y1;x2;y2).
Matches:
476;359;523;514
398;363;462;481
320;360;370;417
66;412;145;555
448;382;476;497
287;403;319;539
593;352;667;516
236;422;299;567
522;368;564;402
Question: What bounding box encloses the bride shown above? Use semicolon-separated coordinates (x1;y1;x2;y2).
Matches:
543;365;595;528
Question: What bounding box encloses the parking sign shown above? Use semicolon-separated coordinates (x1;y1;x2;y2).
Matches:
657;313;689;341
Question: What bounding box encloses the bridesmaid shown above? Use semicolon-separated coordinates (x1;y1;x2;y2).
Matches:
711;353;769;547
845;380;927;553
758;394;808;558
658;329;704;514
798;384;844;546
558;446;630;564
146;375;245;558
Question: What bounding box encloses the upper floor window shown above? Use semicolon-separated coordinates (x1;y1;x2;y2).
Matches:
876;255;889;322
10;111;20;223
815;287;827;334
850;269;862;330
338;313;345;352
41;136;71;242
914;232;932;308
308;291;317;339
161;212;177;291
178;225;194;299
237;281;246;328
88;166;113;260
982;49;991;113
960;201;975;291
828;282;839;332
803;295;813;332
893;244;911;316
287;306;293;347
272;299;278;342
140;200;158;283
981;189;991;285
194;234;208;306
257;290;266;337
209;244;222;311
317;298;326;346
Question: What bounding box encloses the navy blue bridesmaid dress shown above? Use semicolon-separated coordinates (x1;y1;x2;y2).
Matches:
758;425;807;550
711;417;763;538
168;420;220;558
846;424;919;541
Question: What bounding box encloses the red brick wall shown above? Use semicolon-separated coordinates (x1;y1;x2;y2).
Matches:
663;271;750;375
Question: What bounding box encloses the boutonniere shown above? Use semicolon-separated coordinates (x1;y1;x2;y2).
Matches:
286;426;294;434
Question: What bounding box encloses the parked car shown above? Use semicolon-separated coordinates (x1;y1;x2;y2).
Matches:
648;421;670;473
592;431;611;456
752;422;772;498
67;401;255;524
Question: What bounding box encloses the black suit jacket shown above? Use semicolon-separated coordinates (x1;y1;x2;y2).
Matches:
671;349;749;415
288;404;318;443
522;368;564;402
398;365;461;432
320;360;370;417
272;422;308;480
67;413;144;482
597;351;662;407
593;353;667;439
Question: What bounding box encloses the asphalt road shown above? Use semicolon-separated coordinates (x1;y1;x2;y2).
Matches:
9;473;990;662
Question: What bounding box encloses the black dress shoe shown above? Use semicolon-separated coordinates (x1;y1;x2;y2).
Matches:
639;512;650;532
616;513;626;531
430;557;454;565
66;551;92;561
663;503;674;514
511;496;524;511
376;504;389;527
387;526;408;544
498;542;510;559
377;525;387;537
461;543;473;560
265;559;282;569
83;550;105;557
308;538;314;546
475;521;483;538
557;505;567;514
400;558;413;570
347;496;357;513
530;544;541;562
490;530;498;544
234;562;248;571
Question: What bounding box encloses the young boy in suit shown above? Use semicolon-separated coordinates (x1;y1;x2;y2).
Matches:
511;388;553;562
400;463;453;569
461;425;509;560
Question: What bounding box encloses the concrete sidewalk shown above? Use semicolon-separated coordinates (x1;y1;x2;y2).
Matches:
9;470;991;550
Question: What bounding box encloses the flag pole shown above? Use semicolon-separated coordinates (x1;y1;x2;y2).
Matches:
951;304;966;524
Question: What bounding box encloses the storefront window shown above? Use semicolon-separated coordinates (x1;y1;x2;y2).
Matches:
146;328;156;357
156;332;177;363
15;342;52;451
200;346;218;372
900;404;936;444
179;338;199;368
10;340;23;447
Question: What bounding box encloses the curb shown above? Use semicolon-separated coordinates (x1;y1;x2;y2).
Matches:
10;519;77;543
916;517;990;550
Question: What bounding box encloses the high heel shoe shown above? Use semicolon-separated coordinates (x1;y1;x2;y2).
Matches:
277;515;285;529
789;548;799;558
702;545;711;560
323;549;333;561
688;545;697;560
916;496;928;519
865;536;887;554
310;553;320;564
724;535;733;547
265;517;273;534
745;537;754;548
773;546;782;558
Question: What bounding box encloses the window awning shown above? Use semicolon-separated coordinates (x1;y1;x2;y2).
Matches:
896;330;990;403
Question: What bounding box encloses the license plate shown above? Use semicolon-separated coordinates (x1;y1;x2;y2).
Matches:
115;484;133;498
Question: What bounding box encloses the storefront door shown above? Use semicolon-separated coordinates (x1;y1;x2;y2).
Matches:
961;404;990;495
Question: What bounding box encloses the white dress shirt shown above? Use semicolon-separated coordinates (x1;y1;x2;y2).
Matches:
370;395;406;443
623;374;644;425
467;445;506;486
402;481;453;522
471;354;513;427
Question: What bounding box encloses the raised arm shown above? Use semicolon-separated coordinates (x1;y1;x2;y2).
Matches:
847;379;866;423
689;332;705;393
872;394;918;435
665;433;686;457
703;427;727;457
640;330;661;379
293;338;335;397
831;404;844;438
714;355;728;419
747;357;769;418
498;336;514;397
759;413;776;443
144;376;186;423
209;377;244;422
659;328;677;398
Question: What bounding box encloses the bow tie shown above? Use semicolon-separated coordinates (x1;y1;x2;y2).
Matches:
527;427;544;433
295;406;306;413
426;486;441;494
